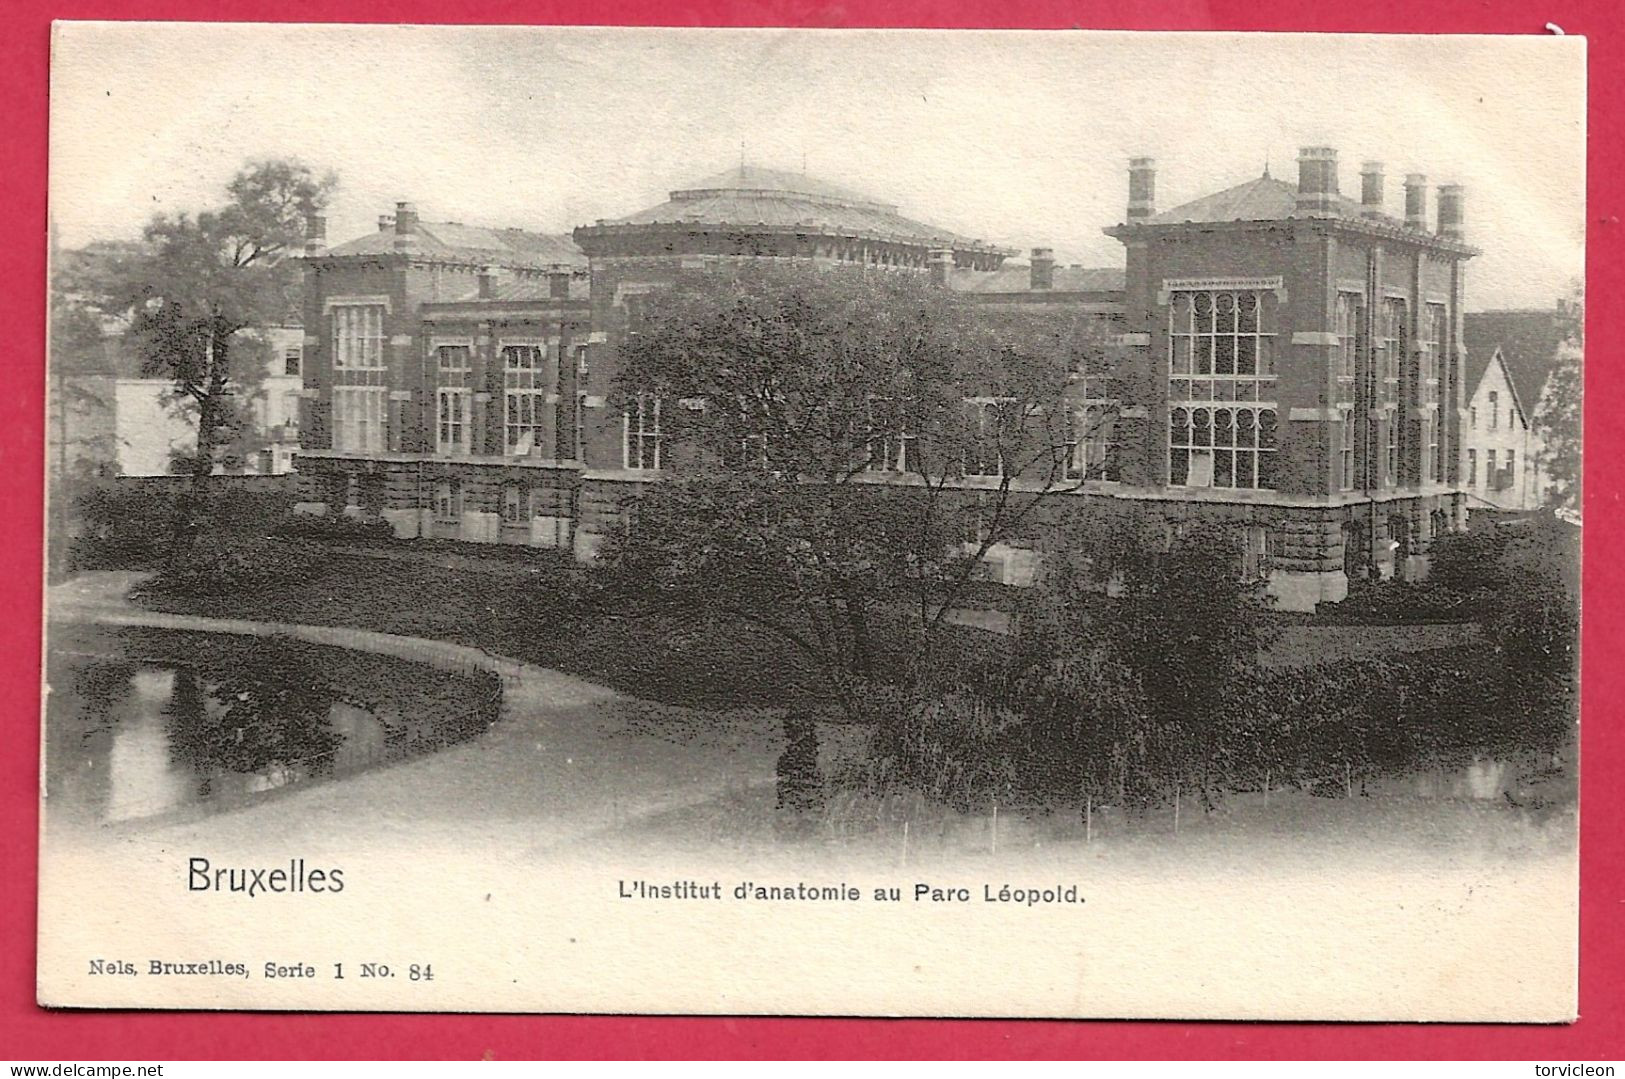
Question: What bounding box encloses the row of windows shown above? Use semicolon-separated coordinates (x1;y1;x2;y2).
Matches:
429;481;564;524
1465;448;1518;491
1470;392;1519;431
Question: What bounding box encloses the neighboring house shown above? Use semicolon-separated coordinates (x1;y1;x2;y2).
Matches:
295;150;1479;610
1461;309;1571;512
55;321;306;477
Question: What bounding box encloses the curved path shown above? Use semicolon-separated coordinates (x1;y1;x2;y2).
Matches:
47;572;780;861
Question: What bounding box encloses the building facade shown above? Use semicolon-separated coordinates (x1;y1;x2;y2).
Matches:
294;153;1478;609
1460;309;1573;513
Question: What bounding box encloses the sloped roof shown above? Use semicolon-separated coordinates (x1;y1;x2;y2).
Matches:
430;276;592;304
1146;174;1406;229
322;221;586;270
604;165;998;251
1463;309;1572;411
950;264;1125;294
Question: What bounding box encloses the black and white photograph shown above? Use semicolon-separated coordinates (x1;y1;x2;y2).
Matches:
40;24;1583;1018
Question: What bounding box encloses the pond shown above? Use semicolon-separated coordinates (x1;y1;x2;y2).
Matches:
44;627;501;827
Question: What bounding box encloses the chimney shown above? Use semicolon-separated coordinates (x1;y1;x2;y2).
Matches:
549;271;571;300
1127;158;1156;221
394;201;419;234
928;248;954;288
1030;247;1055;291
303;214;327;256
477;266;499;300
377;214;395;233
1359;162;1385;218
1437;184;1465;241
1404;174;1428;230
1295;147;1340;216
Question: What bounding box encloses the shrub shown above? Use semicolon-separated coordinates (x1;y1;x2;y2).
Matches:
270;513;397;546
133;537;324;601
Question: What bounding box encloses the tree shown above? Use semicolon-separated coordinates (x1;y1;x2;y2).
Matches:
1534;285;1583;518
76;159;336;560
603;261;1116;722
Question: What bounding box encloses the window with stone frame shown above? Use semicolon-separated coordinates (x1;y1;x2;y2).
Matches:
433;479;462;522
1168;290;1277;407
963;398;1015;479
1423;416;1440;484
1467;448;1477;487
435;345;472;456
1379;297;1406;405
502;344;547;455
1339;408;1357;491
500;483;531;524
1384;412;1400;487
1423;303;1446;407
1064;403;1119;482
1169;405;1277;490
1489;391;1500;430
331;304;386;370
332;386;386;454
1334;291;1363;394
283;347;302;376
623;392;662;471
865;396;919;474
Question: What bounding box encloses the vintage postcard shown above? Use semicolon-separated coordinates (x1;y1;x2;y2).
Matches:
40;24;1584;1018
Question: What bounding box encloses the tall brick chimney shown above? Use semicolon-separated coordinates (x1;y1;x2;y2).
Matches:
303;214;327;256
1437;184;1465;241
1295;147;1340;216
928;248;954;288
1404;174;1428;230
1030;247;1055;291
394;201;419;234
1127;158;1156;221
549;271;571;300
1359;162;1385;218
478;266;499;299
377;214;395;233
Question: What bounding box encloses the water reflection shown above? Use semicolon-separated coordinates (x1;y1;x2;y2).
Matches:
46;652;389;825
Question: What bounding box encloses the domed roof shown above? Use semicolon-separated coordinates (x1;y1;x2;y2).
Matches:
590;165;1002;254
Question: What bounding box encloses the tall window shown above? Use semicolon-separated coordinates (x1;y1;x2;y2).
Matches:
502;344;546;455
436;345;472;456
434;480;461;521
500;484;530;524
624;393;662;470
1385;415;1399;486
1379;297;1406;404
1339;408;1356;491
1506;450;1516;490
1169;406;1277;489
332;305;385;369
1423;303;1445;407
1489;391;1499;430
963;400;1013;478
1422;417;1439;484
866;397;918;474
1467;448;1477;487
1065;404;1119;482
332;387;385;453
283;347;302;376
1334;292;1363;391
1168;290;1277;405
1487;448;1498;488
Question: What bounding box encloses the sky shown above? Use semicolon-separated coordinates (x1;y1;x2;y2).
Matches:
50;25;1586;311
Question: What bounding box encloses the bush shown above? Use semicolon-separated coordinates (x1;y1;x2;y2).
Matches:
270;513;397;546
133;537;325;601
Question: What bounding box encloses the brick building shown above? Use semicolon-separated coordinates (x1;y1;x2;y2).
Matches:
294;151;1477;609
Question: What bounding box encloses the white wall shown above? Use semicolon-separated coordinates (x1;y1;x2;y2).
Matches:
1463;354;1544;511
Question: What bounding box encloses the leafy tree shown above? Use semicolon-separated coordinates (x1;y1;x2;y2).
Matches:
604;261;1116;721
73;159;336;560
1534;285;1583;517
